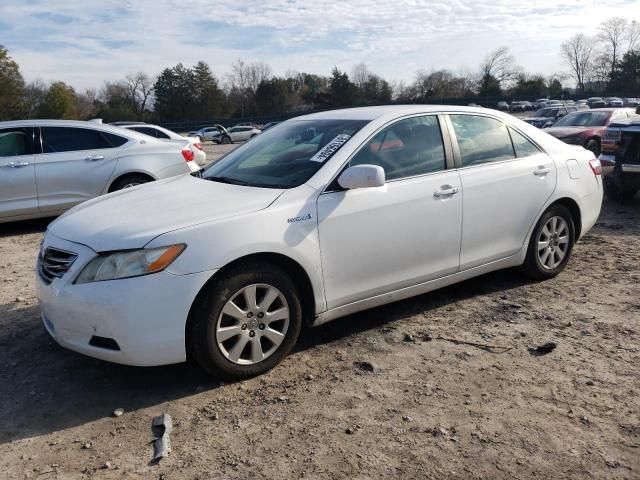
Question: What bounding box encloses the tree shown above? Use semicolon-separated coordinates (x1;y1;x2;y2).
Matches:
192;61;226;119
125;72;155;120
226;60;272;117
154;64;198;122
38;81;77;119
598;17;629;77
255;77;295;115
561;34;596;94
479;47;520;90
511;74;547;98
97;81;137;121
351;63;371;89
608;50;640;94
22;80;47;118
328;68;358;107
0;45;26;120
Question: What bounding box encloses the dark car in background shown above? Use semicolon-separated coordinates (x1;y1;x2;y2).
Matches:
600;114;640;202
587;97;607;108
522;105;584;128
543;108;635;156
509;101;533;112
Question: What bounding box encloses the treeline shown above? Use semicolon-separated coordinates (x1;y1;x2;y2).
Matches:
0;16;638;123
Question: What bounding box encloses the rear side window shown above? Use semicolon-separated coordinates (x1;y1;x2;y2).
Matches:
131;126;170;139
350;115;446;180
42;127;127;153
449;115;515;167
509;128;540;157
0;127;34;157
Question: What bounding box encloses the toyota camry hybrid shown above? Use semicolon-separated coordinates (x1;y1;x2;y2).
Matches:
36;106;603;379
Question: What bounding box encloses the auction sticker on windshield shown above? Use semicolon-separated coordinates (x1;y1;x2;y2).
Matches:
310;134;351;162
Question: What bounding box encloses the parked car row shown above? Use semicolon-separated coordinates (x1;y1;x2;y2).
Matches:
189;124;263;144
521;105;590;128
495;97;639;113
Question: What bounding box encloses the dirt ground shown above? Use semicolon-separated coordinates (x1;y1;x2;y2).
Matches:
0;151;639;478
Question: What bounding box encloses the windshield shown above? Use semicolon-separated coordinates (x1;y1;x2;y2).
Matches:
554;111;610;127
202;119;369;188
532;108;557;117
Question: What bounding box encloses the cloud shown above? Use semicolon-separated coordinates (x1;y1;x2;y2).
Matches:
1;0;639;89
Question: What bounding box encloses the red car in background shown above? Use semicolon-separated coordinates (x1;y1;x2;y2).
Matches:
543;108;636;156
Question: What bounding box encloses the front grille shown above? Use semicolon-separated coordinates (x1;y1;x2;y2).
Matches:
39;247;78;284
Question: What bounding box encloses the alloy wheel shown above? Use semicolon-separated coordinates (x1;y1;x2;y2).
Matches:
215;284;290;365
537;216;569;270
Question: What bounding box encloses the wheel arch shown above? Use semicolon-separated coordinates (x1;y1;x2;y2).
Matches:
548;197;582;239
107;171;156;192
185;252;317;355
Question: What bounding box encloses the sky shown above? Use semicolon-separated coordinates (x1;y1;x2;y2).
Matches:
1;0;639;90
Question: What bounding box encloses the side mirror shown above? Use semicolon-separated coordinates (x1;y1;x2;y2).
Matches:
338;164;385;190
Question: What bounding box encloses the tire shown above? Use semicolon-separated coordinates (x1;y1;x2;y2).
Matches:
188;262;303;379
585;138;600;157
221;135;232;144
109;174;152;192
522;204;575;280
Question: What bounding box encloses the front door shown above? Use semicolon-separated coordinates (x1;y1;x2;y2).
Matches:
447;114;557;270
0;126;38;219
317;114;462;309
35;126;125;212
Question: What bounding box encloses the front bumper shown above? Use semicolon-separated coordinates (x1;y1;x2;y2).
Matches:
36;233;216;366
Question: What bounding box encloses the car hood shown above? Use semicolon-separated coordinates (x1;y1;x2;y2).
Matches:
543;126;600;138
48;175;284;252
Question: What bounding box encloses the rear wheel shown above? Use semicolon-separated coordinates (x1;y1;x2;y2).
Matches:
522;205;575;280
188;263;302;379
109;174;152;192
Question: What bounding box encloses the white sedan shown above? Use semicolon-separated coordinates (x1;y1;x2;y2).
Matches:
119;123;207;166
36;106;602;379
0;120;200;223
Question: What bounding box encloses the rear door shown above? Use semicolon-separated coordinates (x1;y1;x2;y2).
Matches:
35;126;128;212
447;114;556;270
0;126;38;218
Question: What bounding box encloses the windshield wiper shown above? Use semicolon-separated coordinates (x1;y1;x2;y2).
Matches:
205;175;250;186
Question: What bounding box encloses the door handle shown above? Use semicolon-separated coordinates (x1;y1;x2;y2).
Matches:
434;186;459;197
1;161;30;168
534;167;551;176
84;155;105;161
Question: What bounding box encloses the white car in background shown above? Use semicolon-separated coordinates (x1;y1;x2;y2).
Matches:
226;125;261;142
118;123;207;166
36;106;602;380
0;119;200;223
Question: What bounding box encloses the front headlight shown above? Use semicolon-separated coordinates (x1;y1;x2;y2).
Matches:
75;244;185;284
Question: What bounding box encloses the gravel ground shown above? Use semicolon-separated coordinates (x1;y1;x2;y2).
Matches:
0;153;639;478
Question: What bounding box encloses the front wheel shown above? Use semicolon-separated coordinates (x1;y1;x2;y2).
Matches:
221;135;232;144
522;205;575;280
188;263;302;379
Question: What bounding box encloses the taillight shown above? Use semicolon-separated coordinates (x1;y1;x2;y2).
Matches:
193;142;203;151
181;149;194;162
589;158;602;176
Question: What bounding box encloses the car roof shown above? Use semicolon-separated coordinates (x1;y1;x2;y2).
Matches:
0;119;156;140
296;105;513;122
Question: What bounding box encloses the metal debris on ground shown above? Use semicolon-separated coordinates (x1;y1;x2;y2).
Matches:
151;413;173;464
436;336;512;353
528;341;557;356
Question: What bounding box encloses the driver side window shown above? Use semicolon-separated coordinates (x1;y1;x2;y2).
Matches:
349;115;446;181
